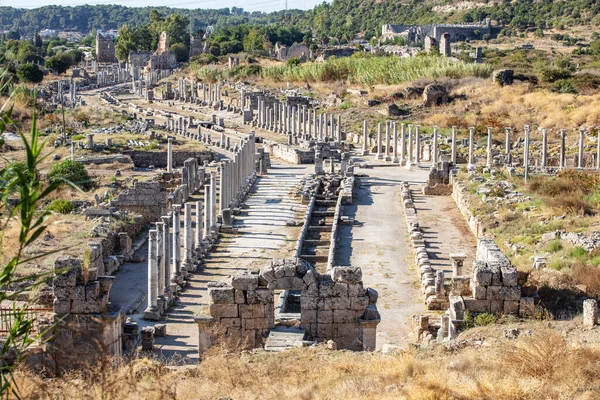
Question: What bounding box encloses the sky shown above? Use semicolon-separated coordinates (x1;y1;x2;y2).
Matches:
2;0;327;13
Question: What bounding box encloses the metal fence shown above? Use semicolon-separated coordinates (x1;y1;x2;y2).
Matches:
0;307;53;336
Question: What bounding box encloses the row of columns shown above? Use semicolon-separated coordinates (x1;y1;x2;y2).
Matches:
362;123;599;171
256;99;342;144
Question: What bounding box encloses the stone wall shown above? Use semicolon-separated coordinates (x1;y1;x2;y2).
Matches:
263;141;315;164
95;32;116;63
450;174;485;237
48;256;123;373
204;258;380;350
110;181;169;222
126;150;214;168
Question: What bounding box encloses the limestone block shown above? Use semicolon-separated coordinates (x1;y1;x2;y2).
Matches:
331;296;351;309
301;295;318;310
209;303;239;318
234;290;245;304
318;280;335;297
463;298;491;313
449;296;465;320
317;297;334;311
317;310;333;324
366;288;378;304
519;297;535;317
450;276;471;296
317;324;333;338
501;266;518;287
473;261;492;286
53;286;73;301
333;282;348;297
255;289;274;304
501;286;521;301
583;299;598;327
363;304;380;320
503;300;519;315
332;266;362;283
295;259;310;276
221;317;241;328
301;309;317;324
303;269;318;286
350;296;369;311
490;300;504;314
486;286;502;301
424;285;436;297
471;282;486;300
53;265;78;287
231;274;259;291
209;287;235;304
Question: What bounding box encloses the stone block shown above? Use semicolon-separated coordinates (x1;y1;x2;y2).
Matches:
501;266;518;287
255;288;274;304
301;309;317;324
231;274;258;291
317;324;333;338
519;297;535;317
317;310;333;324
463;298;491;313
471;283;487;300
583;299;598;327
333;309;357;324
221;317;241;328
209;303;239;318
208;287;235;304
473;261;492;286
501;286;521;301
451;276;471;296
350;296;369;311
490;300;504;314
234;290;245;304
486;286;503;301
449;296;465;320
333;282;348;297
366;288;378;304
303;269;318;286
301;295;318;310
332;266;362;283
503;300;519;315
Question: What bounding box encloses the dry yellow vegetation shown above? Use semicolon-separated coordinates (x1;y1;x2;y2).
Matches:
13;327;600;399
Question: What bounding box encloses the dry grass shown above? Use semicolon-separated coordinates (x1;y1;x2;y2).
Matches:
12;329;600;400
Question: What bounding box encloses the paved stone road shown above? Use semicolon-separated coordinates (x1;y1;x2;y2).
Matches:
146;162;311;363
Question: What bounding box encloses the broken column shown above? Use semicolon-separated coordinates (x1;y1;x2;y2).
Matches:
583;299;598;327
183;203;193;270
392;122;399;163
384;121;390;161
361;120;368;156
376;123;382;160
468;127;475;169
167;138;173;173
415;125;421;166
172;205;182;282
578;128;585;169
144;229;160;320
486;127;492;168
451;126;457;164
161;214;171;296
406;124;413;169
432;126;439;164
560;129;566;169
400;124;406;166
541;128;548;169
524;125;530;182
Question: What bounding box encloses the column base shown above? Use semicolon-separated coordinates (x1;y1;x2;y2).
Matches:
375;154;383;160
392;157;400;164
384;155;392;161
361;150;369;156
405;161;413;170
144;306;162;321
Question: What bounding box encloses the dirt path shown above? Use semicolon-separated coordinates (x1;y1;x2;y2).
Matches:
411;191;477;276
335;161;430;348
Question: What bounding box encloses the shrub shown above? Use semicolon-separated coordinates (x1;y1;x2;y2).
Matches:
545;239;563;253
16;63;43;83
46;199;73;214
71;134;85;140
567;246;588;261
47;159;91;190
474;312;497;326
504;330;568;378
286;57;301;67
571;263;600;296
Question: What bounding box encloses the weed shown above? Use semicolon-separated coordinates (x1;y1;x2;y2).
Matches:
545;239;563;253
474;312;497;326
46;199;73;214
567;246;588;261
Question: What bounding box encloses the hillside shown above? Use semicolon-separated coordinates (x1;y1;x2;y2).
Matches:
2;0;600;39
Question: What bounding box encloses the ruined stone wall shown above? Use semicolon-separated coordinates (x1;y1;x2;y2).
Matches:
206;259;380;350
189;34;203;59
110;181;169;222
450;174;485;237
263;141;315;164
96;33;117;63
49;257;123;373
126;150;214;168
128;51;153;69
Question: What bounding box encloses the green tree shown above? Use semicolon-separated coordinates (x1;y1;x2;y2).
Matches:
170;43;188;62
115;24;137;61
16;63;43;83
45;56;68;74
243;28;265;52
47;160;92;190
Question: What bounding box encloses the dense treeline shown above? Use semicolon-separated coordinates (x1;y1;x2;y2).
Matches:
1;0;600;44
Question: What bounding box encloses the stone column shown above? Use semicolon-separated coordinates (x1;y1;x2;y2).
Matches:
376;123;382;160
578;128;585;169
541;128;548;169
486;127;492;168
361;120;368;155
336;115;342;143
415;125;421;166
406;124;413;169
167;138;173;173
451;126;457;164
524;125;530;182
172;205;181;278
161;215;171;293
432;126;439;165
392;122;399;163
583;299;598;327
560;129;566;169
450;253;466;277
71;142;76;161
210;171;217;229
203;185;211;240
400;124;406;166
468;127;475;169
156;222;165;297
183;203;193;266
384;121;391;161
145;229;159;316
